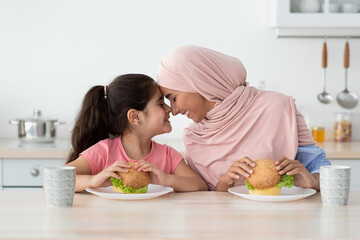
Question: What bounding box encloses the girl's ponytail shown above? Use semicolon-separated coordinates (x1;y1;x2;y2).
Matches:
67;86;109;163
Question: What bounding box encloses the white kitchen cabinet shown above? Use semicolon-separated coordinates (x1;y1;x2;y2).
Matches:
1;159;66;189
330;159;360;191
269;0;360;37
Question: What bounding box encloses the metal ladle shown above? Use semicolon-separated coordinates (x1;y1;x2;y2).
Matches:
336;40;358;109
317;41;332;104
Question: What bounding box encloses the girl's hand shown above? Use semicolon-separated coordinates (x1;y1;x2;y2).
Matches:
134;160;168;186
275;156;317;189
89;161;131;188
220;157;256;186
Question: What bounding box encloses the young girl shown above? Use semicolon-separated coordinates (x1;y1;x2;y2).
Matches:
66;74;208;192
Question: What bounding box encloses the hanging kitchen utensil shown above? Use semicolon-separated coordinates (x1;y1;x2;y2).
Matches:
336;40;358;109
317;40;332;104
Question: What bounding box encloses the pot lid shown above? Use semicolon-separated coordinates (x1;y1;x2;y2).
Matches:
16;110;59;122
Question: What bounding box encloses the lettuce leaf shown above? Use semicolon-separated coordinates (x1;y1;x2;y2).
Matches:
245;174;294;190
245;180;255;190
277;174;294;188
110;177;148;193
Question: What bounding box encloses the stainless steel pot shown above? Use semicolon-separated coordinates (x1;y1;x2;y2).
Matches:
9;110;65;143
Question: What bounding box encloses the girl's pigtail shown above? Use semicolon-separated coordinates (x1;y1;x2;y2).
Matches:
67;86;109;163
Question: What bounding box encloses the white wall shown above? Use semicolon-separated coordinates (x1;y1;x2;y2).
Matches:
0;0;359;142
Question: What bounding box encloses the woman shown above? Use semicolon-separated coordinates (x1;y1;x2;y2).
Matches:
157;45;330;191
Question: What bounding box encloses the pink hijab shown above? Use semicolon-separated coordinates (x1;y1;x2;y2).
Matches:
157;46;315;190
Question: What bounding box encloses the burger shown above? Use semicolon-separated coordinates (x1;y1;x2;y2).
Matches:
110;162;151;194
245;159;294;196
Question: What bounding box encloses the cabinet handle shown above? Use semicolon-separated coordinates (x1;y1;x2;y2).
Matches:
31;168;40;177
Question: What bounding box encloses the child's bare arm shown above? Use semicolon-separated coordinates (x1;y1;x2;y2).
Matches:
168;160;208;192
66;156;130;192
65;156;93;192
135;160;208;192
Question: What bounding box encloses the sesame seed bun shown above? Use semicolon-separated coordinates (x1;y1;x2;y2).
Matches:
117;162;151;189
246;159;281;189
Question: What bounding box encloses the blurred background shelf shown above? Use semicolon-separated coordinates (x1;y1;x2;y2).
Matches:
269;0;360;37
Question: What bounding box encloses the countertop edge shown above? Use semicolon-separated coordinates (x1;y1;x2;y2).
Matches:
1;139;360;159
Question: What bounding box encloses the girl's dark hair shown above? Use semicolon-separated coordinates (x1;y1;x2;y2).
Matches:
67;74;158;163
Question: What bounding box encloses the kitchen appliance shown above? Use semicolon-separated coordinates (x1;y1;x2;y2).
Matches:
9;110;65;143
5;139;70;150
2;139;70;190
336;41;358;109
317;41;332;104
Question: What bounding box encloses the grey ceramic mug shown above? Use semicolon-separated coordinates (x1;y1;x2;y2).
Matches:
320;165;351;206
44;166;76;207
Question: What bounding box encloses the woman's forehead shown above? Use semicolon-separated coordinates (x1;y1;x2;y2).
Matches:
159;86;170;92
159;86;178;97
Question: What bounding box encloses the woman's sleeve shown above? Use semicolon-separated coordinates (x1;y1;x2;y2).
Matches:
295;144;331;174
295;107;316;146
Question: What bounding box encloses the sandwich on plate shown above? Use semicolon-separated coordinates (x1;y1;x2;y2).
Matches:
110;162;151;194
245;159;294;196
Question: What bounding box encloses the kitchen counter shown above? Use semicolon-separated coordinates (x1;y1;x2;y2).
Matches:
317;141;360;159
0;190;359;239
1;139;360;159
0;139;70;159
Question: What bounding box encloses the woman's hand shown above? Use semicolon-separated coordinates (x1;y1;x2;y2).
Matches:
89;161;131;188
215;157;256;191
134;160;168;186
275;156;319;190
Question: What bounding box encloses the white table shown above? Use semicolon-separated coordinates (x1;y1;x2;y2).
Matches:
0;190;359;239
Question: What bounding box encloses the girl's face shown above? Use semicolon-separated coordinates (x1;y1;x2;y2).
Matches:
140;88;172;136
159;86;215;123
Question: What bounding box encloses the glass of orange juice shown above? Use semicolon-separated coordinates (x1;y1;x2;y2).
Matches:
311;126;325;142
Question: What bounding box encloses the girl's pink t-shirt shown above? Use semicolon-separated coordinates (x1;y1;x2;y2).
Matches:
80;137;183;175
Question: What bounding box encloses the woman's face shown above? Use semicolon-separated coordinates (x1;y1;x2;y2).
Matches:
160;86;215;123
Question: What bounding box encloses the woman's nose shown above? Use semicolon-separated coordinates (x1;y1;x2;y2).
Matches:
164;103;175;115
170;103;179;116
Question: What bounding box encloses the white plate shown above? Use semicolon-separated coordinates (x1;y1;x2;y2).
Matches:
228;186;316;202
86;184;174;200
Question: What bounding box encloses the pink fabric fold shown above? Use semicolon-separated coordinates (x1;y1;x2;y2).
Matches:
157;46;315;190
